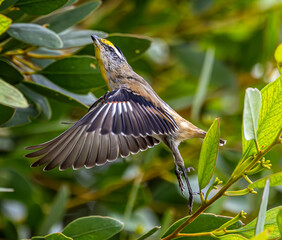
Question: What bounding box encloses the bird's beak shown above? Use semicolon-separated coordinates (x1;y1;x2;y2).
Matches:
91;35;100;46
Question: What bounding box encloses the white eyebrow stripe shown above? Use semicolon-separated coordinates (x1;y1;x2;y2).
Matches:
114;47;122;59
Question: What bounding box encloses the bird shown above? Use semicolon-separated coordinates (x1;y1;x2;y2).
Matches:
25;35;226;213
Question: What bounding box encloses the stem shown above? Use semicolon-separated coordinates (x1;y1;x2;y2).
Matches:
26;52;70;59
178;232;213;237
161;129;281;240
242;174;253;184
13;56;39;71
255;139;261;153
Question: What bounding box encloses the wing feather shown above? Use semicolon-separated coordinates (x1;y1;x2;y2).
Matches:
25;87;175;170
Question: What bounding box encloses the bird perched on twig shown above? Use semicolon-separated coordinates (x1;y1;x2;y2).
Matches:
25;35;226;213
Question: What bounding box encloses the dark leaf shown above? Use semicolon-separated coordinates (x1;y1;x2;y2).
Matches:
162;213;242;239
16;0;68;16
0;104;14;126
62;216;123;240
0;58;24;84
39;56;105;94
46;1;101;33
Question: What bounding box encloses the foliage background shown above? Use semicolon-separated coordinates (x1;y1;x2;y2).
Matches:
0;0;281;239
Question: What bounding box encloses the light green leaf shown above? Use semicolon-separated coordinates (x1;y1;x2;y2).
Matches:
137;226;161;240
255;178;270;235
38;186;69;235
0;78;28;108
0;58;24;84
249;172;282;188
16;0;68;15
232;207;281;239
277;208;282;236
243;88;261;141
250;230;268;240
274;43;282;74
219;234;248;240
32;232;73;240
242;77;282;156
39;56;105;94
0;14;12;35
62;216;123;240
7;23;63;48
46;1;101;33
198;118;220;190
162;213;242;239
59;30;107;48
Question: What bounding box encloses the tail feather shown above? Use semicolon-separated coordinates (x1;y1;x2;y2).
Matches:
219;138;227;146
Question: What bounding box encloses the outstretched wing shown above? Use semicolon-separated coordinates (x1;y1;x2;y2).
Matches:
25;87;178;171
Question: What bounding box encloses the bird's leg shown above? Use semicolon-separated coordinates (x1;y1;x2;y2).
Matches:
175;165;185;195
179;164;194;214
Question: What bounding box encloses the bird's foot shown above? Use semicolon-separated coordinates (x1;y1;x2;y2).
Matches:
175;165;194;214
175;167;185;195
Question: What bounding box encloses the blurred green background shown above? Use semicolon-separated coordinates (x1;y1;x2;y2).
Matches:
0;0;281;239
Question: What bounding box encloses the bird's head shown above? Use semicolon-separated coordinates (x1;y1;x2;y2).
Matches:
91;35;127;78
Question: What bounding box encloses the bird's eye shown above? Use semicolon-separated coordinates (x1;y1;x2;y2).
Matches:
109;47;114;52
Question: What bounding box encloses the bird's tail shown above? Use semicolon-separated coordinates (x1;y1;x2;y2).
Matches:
219;138;227;146
198;129;226;146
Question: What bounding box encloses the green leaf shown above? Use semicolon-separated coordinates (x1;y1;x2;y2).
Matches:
0;78;28;108
107;34;152;62
16;0;68;16
137;226;161;240
198;118;220;190
22;80;89;109
219;234;248;240
32;232;73;240
277;208;282;236
7;23;63;48
0;0;18;11
274;43;282;74
162;213;242;239
172;44;236;88
75;34;152;62
0;104;14;125
249;172;282;189
242;77;282;156
62;216;123;240
18;84;51;120
232;207;281;239
0;14;12;35
243;88;261;141
255;178;270;235
0;169;33;204
250;230;268;240
191;48;215;121
59;30;107;49
39;56;105;94
3;104;38;127
0;58;24;84
38;185;69;235
46;1;101;33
